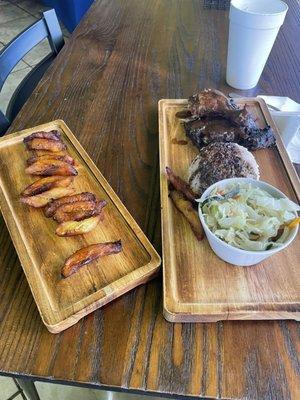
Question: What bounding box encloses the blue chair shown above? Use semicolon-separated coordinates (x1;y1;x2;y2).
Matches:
41;0;94;32
0;9;64;136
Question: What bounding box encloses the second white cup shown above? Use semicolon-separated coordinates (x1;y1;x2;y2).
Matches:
226;0;288;90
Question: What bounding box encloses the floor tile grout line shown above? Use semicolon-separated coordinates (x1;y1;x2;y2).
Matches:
22;59;33;68
0;1;38;24
13;64;33;73
13;379;28;400
0;1;49;68
0;13;38;48
0;16;36;30
0;42;35;69
1;2;70;39
7;390;24;400
14;3;47;19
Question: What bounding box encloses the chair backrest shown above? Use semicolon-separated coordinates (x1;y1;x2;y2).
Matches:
0;9;64;136
0;111;10;134
0;9;64;92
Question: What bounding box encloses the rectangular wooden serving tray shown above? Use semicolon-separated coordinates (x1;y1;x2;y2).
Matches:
0;120;161;333
159;97;300;323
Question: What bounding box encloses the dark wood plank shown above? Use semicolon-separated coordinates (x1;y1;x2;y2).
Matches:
0;0;299;399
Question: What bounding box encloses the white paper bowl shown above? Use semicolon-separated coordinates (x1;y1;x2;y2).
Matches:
198;178;299;267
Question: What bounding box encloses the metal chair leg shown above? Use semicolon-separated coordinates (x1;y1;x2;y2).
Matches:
14;378;41;400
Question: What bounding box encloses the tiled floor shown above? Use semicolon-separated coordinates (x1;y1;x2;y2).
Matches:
0;0;70;114
0;377;163;400
0;376;25;400
0;5;162;399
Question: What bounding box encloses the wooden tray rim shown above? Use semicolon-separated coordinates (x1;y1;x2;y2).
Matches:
159;97;300;322
0;120;161;333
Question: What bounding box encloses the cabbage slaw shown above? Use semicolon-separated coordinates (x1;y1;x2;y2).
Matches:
200;183;299;251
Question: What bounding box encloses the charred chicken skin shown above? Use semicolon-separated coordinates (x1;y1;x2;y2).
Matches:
181;89;275;150
188;88;238;117
61;240;122;278
184;118;240;148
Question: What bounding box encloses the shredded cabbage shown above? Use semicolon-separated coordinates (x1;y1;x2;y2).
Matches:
201;183;299;251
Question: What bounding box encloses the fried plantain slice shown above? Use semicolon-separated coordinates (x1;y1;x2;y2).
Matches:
53;200;107;223
44;192;96;217
25;160;78;176
23;130;61;143
169;189;204;241
25;138;67;152
166;166;197;203
21;176;74;197
20;187;75;208
61;240;122;278
27;154;75;166
56;213;102;236
32;150;67;157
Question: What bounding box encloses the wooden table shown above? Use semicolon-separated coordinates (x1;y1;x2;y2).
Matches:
0;1;299;399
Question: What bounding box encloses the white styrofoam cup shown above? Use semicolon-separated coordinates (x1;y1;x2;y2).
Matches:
226;0;288;90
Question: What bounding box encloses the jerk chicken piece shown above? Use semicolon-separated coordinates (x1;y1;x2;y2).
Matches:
182;89;275;150
237;125;276;149
184;117;241;148
184;114;275;150
225;105;258;130
188;89;238;117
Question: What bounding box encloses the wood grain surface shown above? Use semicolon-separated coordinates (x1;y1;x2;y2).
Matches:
0;0;299;399
0;120;160;333
160;98;300;323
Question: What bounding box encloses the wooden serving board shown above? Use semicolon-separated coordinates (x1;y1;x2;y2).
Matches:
0;120;161;333
159;98;300;323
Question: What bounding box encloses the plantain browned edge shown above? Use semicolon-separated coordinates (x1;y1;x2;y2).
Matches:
25;138;67;152
61;240;122;278
23;130;61;143
44;192;96;217
25;160;78;176
21;176;73;197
